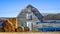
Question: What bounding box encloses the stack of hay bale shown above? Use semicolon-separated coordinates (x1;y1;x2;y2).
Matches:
0;18;30;32
3;18;18;32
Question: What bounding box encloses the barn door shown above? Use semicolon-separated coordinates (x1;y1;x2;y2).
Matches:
26;21;32;30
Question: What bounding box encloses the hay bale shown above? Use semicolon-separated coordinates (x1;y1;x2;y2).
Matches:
16;27;23;32
24;26;30;32
3;20;15;32
8;18;18;29
0;18;18;32
0;28;5;32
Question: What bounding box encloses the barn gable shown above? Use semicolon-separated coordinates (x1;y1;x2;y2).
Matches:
17;5;43;27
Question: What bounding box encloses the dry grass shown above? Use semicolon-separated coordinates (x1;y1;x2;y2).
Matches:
0;32;60;34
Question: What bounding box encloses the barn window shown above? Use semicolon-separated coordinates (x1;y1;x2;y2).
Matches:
26;13;32;20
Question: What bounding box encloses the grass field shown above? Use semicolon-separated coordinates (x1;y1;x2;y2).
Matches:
0;32;60;34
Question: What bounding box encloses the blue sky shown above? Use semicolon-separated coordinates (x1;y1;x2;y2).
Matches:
0;0;60;17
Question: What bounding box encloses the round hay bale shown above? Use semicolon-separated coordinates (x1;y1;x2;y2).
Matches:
24;26;30;32
16;27;23;32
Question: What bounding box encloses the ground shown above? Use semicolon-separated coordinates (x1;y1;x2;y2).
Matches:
0;32;60;34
